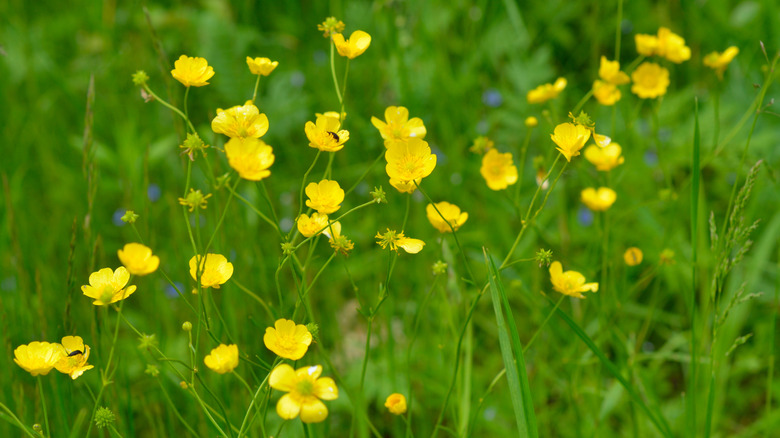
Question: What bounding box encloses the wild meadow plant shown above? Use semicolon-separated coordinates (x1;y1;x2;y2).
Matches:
2;4;778;438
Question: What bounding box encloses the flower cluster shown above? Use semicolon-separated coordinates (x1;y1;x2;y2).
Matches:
14;336;94;379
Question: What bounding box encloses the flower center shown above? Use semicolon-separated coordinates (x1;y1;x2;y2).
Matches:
296;378;315;396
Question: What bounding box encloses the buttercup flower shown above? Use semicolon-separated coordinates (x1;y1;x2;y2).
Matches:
624;247;643;266
384;138;437;184
189;254;234;289
118;243;160;276
549;261;599;298
525;116;538;128
631;62;669;99
171;55;215;87
246;57;279;76
332;30;371;59
426;202;468;233
656;27;691;63
323;222;355;255
635;33;659;56
593;80;621;106
389;178;420;194
264;319;313;361
371;106;427;141
480;149;518;190
527;77;567;104
270;364;338;423
81;267;137;305
224;137;275;181
305;115;349;152
211;102;269;139
14;342;65;376
297;213;330;237
634;28;690;63
385;393;407;415
584;143;625;171
703;46;739;80
305;179;345;214
375;229;425;254
204;344;239;374
581;187;617;211
598;57;630;85
550;123;591;162
55;336;94;380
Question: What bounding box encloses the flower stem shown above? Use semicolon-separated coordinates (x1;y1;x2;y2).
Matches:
36;378;49;438
142;84;196;133
329;40;343;105
252;75;261;104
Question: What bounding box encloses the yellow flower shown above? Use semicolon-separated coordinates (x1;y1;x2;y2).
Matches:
593;132;612;147
305;179;345;214
305;115;349;152
656;27;691;63
270;364;338;423
581;187;617;211
525;116;538;128
389;178;420;194
426;202;468;233
224;137;275;181
204;344;239;374
624;247;643;266
118;243;160;276
634;33;659;57
703;46;739;80
81;267;137;306
550;123;591;162
264;319;313;360
375;229;425;254
527;77;567;104
55;336;94;380
584;143;625;171
631;62;670;99
598;56;630;85
592;80;621;106
385;393;407;415
297;213;330;237
14;342;65;376
246;57;278;76
332;30;371;59
384;138;437;184
170;55;215;87
549;261;598;299
480;149;518;190
371;106;427;141
189;254;234;289
211;102;269;139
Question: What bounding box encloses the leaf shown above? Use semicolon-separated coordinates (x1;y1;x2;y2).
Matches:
485;249;538;438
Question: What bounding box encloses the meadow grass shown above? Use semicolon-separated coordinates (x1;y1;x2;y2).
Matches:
1;0;779;437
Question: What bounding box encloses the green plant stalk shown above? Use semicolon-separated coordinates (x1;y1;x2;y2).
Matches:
430;284;486;438
329;40;343;106
37;378;50;438
688;99;701;437
766;248;779;420
345;150;385;196
615;0;623;59
252;75;261;104
571;89;595;116
228;185;281;236
501;155;565;269
514;126;534;208
0;403;37;437
237;372;271;437
141;84;196;133
290;150;322;241
203;177;240;255
157;376;199;437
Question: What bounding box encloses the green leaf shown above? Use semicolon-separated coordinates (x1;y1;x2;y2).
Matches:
485;249;538;438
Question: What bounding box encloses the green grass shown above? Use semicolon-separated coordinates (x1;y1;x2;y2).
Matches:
1;0;780;437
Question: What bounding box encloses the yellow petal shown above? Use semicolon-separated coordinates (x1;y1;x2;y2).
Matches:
269;364;297;391
313;377;339;400
300;397;328;423
276;393;302;420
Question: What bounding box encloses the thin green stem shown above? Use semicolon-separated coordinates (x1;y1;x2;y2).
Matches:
203;177;240;255
142;84;196;133
252;75;261;104
329;40;343;105
615;0;623;59
237;373;271;437
571;89;595;115
0;402;37;437
346;150;385;196
36;378;49;438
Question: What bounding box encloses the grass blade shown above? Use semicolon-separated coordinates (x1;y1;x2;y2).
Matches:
689;98;701;436
549;297;673;437
485;249;537;437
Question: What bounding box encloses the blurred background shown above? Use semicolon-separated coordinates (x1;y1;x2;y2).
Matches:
1;0;779;436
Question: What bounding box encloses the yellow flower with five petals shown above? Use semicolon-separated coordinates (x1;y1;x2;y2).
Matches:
270;364;338;423
118;243;160;276
305;115;349;152
211;102;269;139
189;254;234;289
305;180;345;214
549;261;598;298
246;57;279;76
81;267;137;306
224;137;275;181
55;336;94;380
204;344;239;374
264;319;313;361
170;55;215;87
371;106;427;141
14;342;65;376
332;31;371;59
426;202;468;233
550;123;591;162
